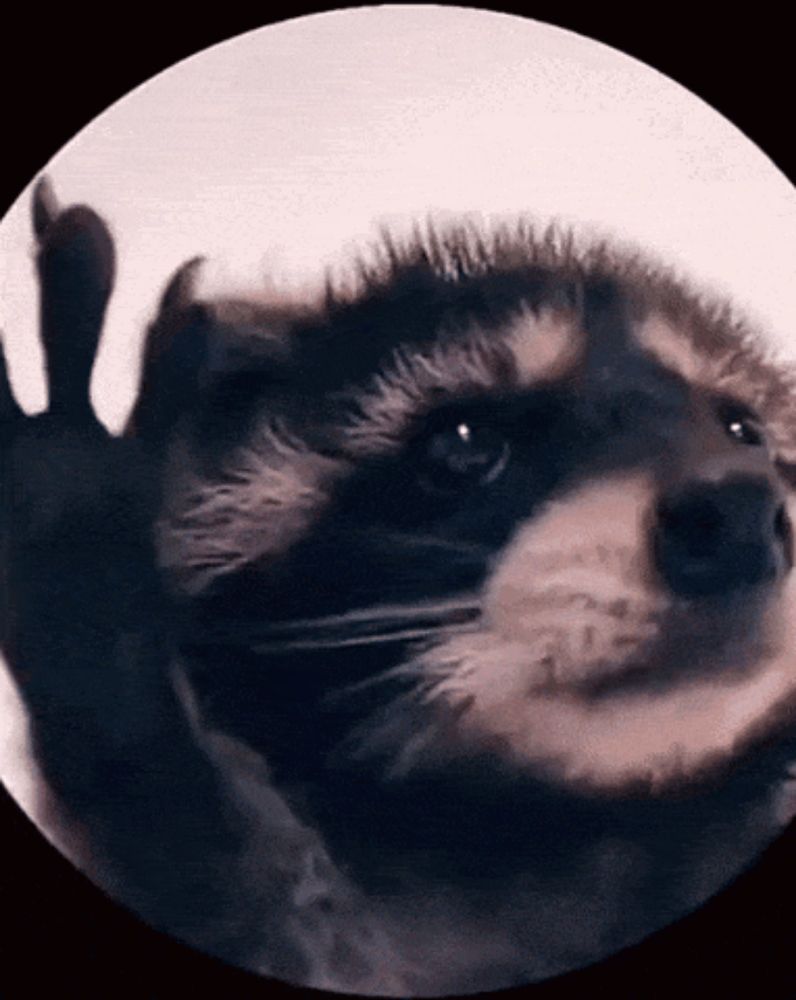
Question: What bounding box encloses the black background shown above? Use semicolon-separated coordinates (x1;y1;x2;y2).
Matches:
1;7;794;998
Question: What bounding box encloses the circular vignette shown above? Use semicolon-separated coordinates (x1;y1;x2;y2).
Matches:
1;7;796;998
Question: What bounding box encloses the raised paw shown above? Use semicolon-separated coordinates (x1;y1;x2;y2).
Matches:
0;181;159;645
0;180;123;536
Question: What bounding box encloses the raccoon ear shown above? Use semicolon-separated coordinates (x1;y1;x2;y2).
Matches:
126;257;214;445
128;258;297;448
157;255;204;316
33;177;115;428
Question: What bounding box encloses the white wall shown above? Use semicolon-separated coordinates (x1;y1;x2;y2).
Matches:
1;6;794;824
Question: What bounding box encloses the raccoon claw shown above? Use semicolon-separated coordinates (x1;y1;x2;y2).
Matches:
31;175;59;241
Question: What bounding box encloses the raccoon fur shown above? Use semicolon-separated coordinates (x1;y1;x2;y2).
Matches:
2;178;796;995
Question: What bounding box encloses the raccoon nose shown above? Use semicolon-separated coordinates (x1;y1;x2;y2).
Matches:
654;477;792;597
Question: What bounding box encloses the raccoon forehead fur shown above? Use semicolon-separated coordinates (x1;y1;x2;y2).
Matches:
153;220;796;589
154;218;796;448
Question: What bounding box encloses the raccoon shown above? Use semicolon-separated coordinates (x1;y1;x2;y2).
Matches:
2;178;796;996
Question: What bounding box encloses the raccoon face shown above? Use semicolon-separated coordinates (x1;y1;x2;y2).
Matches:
149;228;796;801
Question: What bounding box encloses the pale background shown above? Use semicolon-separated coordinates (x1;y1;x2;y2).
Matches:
1;6;795;828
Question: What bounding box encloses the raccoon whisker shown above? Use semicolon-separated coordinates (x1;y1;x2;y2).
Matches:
358;529;492;558
190;596;482;648
251;621;478;655
247;595;483;637
325;648;458;705
337;676;459;777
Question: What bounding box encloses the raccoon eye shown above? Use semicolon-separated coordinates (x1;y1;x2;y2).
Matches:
716;399;765;447
419;421;510;493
